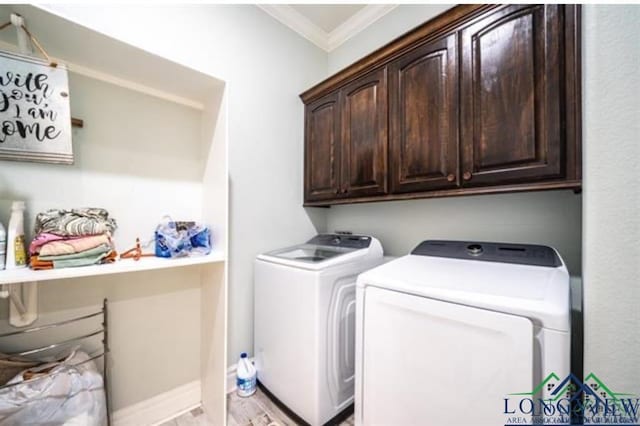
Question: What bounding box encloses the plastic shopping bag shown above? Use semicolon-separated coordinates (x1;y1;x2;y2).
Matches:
155;219;212;258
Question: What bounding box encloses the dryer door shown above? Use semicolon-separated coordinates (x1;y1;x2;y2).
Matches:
359;286;533;426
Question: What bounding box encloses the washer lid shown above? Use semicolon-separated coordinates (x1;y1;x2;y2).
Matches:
357;244;570;332
265;243;357;263
257;234;380;270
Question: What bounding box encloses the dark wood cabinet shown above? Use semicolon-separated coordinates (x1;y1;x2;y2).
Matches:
389;33;459;193
460;5;564;187
301;5;581;206
304;92;341;202
304;69;388;202
340;68;388;198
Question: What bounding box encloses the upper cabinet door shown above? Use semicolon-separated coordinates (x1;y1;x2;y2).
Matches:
340;68;388;198
460;5;564;186
304;92;341;202
389;34;459;193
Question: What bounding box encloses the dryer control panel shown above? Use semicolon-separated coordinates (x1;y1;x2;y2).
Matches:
411;240;562;267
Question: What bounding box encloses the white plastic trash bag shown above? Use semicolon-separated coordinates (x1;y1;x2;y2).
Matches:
0;349;107;425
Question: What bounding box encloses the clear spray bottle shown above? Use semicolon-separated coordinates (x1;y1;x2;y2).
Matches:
5;201;27;269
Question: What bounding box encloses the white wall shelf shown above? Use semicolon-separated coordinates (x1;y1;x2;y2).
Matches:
0;251;226;286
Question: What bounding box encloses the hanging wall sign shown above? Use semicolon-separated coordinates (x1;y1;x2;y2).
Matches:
0;49;73;164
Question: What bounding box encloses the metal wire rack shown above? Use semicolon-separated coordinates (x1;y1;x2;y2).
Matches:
0;298;111;425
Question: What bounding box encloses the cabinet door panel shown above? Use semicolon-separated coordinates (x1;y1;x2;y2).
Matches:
341;69;388;198
305;93;341;201
461;5;564;186
389;34;459;193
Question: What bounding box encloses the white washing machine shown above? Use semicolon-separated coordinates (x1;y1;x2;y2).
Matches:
355;240;570;426
254;234;384;425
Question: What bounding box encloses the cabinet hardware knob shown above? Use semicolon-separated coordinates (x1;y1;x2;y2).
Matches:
447;174;455;182
463;172;472;181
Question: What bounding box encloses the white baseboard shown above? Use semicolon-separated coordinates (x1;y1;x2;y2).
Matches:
113;380;201;426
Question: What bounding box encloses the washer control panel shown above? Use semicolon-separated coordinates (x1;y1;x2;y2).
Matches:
307;234;372;249
411;240;561;267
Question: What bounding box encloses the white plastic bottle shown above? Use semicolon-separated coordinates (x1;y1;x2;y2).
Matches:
236;352;257;397
5;201;27;270
0;221;6;270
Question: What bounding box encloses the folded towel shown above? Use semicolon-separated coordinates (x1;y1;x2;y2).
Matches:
30;250;117;271
51;251;115;270
34;208;117;237
38;244;112;262
30;233;79;255
38;234;111;257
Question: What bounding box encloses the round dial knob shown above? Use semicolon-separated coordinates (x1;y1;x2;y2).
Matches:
467;244;483;256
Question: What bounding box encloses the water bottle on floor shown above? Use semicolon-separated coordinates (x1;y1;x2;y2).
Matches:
236;352;257;397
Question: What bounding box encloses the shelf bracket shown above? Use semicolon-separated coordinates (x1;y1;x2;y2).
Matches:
0;282;39;327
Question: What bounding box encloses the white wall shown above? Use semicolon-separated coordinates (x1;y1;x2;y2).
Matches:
327;191;582;274
329;5;452;73
0;73;205;248
325;5;583;276
32;4;328;370
583;5;640;396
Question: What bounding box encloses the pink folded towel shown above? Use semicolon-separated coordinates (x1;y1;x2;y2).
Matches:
38;234;112;257
29;233;77;255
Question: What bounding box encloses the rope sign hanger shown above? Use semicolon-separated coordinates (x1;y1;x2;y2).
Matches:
0;12;84;129
0;13;57;68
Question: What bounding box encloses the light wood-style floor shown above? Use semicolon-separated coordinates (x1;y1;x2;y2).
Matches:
160;388;355;426
160;406;208;426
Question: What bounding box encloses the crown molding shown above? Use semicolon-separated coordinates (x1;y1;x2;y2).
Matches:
258;5;329;51
328;5;397;51
258;4;398;52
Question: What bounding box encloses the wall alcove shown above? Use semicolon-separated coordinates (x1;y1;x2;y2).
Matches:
0;4;229;425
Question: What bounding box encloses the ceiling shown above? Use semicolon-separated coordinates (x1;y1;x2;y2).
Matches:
289;5;366;33
258;4;397;52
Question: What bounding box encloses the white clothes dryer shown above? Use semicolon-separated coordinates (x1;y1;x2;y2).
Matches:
355;240;571;426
